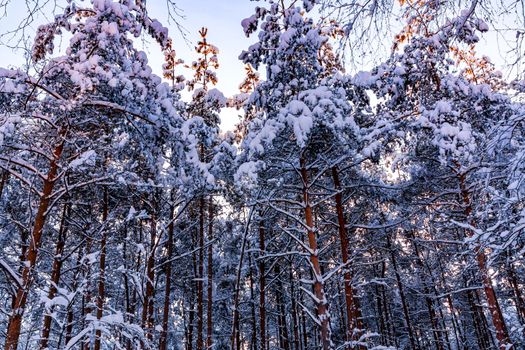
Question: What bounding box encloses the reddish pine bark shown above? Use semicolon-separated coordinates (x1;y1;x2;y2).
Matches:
458;172;512;350
331;167;365;349
4;131;66;350
300;158;331;350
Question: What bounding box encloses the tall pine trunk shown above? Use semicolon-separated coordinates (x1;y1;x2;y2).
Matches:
206;197;214;349
141;202;157;345
506;255;525;324
408;230;445;350
275;265;290;350
94;187;109;350
300;157;331;350
82;233;94;350
197;196;205;350
188;220;198;350
122;232;133;350
4;131;66;350
159;199;175;350
331;167;364;349
386;233;418;350
65;249;84;346
258;221;267;350
458;172;512;349
231;205;254;350
248;251;257;350
289;265;300;350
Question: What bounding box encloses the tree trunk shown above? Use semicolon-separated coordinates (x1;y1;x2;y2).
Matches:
40;202;70;349
248;252;257;350
408;230;444;350
4;131;66;350
506;253;525;325
159;199;175;350
374;263;387;346
290;266;300;350
81;214;95;344
386;233;418;350
276;265;290;350
82;233;94;350
466;287;490;350
187;297;195;350
122;230;133;350
141;203;157;345
206;197;214;350
258;221;267;350
476;288;497;349
231;206;255;350
437;248;464;350
377;259;396;347
300;157;331;350
0;170;8;198
188;221;198;350
197;196;205;350
128;222;142;340
94;187;109;350
65;250;84;346
458;172;512;350
331;167;365;349
301;305;308;350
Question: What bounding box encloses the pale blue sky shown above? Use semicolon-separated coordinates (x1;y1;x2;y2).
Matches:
0;1;516;130
0;0;259;131
145;0;259;130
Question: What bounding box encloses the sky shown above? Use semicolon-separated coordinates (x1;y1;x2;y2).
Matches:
0;0;260;131
0;1;519;132
145;0;260;131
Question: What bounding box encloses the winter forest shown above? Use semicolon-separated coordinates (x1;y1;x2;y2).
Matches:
0;0;524;349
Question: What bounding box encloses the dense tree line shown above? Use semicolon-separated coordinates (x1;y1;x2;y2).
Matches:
0;0;523;349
